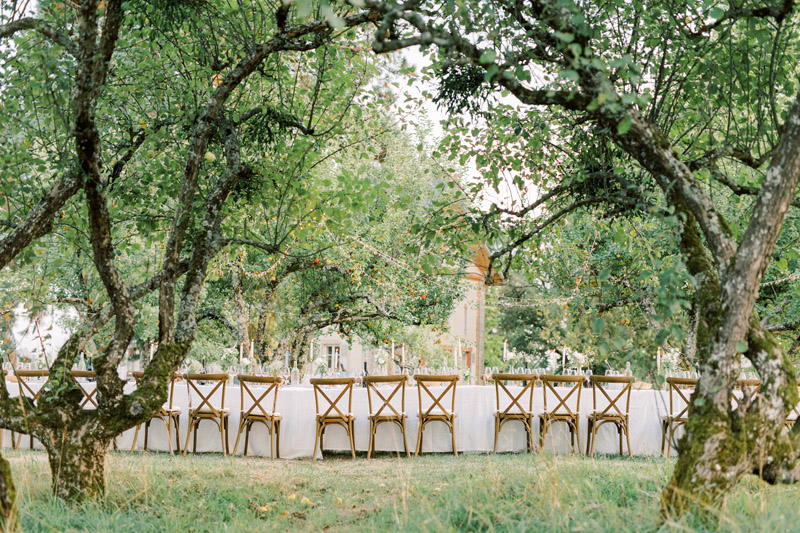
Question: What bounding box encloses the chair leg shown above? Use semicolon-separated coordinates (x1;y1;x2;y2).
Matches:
401;420;410;458
349;420;356;459
268;421;275;460
233;419;246;456
174;416;182;454
667;422;676;458
275;420;281;459
130;424;141;453
493;417;499;454
144;420;151;452
244;422;251;457
618;423;623;456
590;420;598;458
575;419;582;456
415;419;424;457
570;422;576;455
219;417;227;457
193;421;199;454
182;419;194;456
313;421;321;462
539;418;546;451
585;419;593;456
450;419;458;457
367;420;375;460
625;419;632;458
660;420;667;457
165;417;174;456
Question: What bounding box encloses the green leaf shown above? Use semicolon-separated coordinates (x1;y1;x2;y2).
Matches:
709;7;725;19
617;116;633;135
736;340;748;353
592;317;605;334
479;50;497;64
561;69;579;82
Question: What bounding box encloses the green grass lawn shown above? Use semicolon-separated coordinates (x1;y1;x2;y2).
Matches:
5;450;799;532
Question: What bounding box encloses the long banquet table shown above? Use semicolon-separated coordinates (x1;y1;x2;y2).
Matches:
2;379;681;458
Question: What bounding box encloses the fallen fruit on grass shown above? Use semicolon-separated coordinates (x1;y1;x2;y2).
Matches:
287;493;297;500
301;497;312;506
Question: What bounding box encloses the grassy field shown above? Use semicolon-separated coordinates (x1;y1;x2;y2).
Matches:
5;450;799;532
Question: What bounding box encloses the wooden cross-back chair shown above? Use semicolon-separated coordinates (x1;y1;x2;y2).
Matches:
232;375;282;458
12;369;50;450
365;375;410;459
661;377;698;456
414;374;459;457
586;375;635;457
182;373;230;456
71;370;119;449
71;370;98;409
129;371;182;455
733;378;761;412
311;377;356;461
492;373;537;453
538;374;583;454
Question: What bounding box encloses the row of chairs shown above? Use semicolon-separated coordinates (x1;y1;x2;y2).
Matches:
658;377;800;456
8;370;796;458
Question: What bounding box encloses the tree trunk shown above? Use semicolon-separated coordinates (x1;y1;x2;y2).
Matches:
232;266;251;358
0;452;18;532
44;431;109;502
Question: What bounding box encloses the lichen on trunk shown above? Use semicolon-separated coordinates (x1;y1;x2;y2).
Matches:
45;430;110;502
0;451;18;532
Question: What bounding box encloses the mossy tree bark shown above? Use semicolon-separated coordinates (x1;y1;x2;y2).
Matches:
0;0;385;503
357;0;800;518
0;452;18;532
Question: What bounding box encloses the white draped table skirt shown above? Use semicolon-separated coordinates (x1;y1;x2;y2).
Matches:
2;381;680;458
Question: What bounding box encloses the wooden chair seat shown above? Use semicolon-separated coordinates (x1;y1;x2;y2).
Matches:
417;410;456;419
365;375;410;458
539;374;583;454
130;371;182;455
243;412;281;421
233;375;282;458
311;377;356;460
494;411;532;419
415;374;458;456
183;373;230;456
193;406;230;415
586;375;634;457
371;413;406;421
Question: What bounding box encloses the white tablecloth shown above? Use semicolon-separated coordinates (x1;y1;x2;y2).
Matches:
2;380;682;458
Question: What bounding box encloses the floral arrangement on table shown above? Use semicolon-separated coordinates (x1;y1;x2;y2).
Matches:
374;351;387;373
266;360;283;377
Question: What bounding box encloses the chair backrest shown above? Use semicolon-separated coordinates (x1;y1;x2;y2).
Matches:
365;375;407;418
414;374;458;418
666;377;697;419
492;373;536;416
733;378;761;411
184;373;228;416
237;374;282;418
310;377;355;419
590;375;634;417
540;374;583;417
71;370;98;409
132;370;180;410
15;369;50;403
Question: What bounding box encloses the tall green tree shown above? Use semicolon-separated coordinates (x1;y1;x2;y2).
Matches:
0;0;393;503
361;0;800;516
